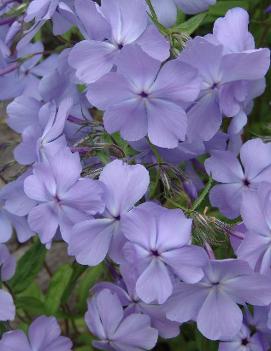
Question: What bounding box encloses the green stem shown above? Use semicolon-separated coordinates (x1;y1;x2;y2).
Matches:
148;140;163;199
191;176;213;211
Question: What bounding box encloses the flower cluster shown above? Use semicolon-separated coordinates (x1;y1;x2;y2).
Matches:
1;0;271;350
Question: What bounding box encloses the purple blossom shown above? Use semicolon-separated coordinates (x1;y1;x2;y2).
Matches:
237;182;271;274
85;289;158;350
166;259;271;340
0;316;73;350
218;325;264;351
121;203;208;304
69;0;170;84
205;139;271;219
17;0;73;49
178;8;270;142
87;44;200;148
24;147;105;244
0;173;35;243
11;97;73;165
68;159;150;266
93;264;180;339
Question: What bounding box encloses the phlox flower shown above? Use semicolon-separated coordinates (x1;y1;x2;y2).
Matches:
85;289;158;351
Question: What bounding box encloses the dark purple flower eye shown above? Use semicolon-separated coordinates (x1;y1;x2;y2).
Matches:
139;91;149;98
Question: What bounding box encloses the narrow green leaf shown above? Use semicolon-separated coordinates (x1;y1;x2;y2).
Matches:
9;240;46;294
62;263;87;304
76;264;104;313
16;296;46;316
171;13;207;35
45;264;73;314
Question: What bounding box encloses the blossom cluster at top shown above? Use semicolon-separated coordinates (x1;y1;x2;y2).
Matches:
0;0;271;350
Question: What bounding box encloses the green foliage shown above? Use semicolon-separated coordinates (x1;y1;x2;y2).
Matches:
45;264;74;315
76;264;105;313
9;240;46;294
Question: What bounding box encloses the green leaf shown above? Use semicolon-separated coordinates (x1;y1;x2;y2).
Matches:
76;264;104;313
9;240;46;294
16;296;46;316
45;264;73;314
62;263;87;304
18;281;44;301
171;13;207;35
208;1;249;16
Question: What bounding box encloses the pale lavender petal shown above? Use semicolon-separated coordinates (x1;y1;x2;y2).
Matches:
61;178;105;214
240;139;271;181
0;290;15;321
69;219;115;266
86;72;134;110
29;316;72;351
28;203;59;244
99;160;149;217
136;259;173;304
187;92;222;142
166;283;208;323
0;330;31;351
112;313;158;350
209;183;243;219
74;0;109;40
100;0;147;45
197;289;243;340
68;40;116;84
162;245;207;283
86;289;123;338
221;49;270;83
151;60;200;102
147;100;187;148
137;25;170;61
205;150;244;183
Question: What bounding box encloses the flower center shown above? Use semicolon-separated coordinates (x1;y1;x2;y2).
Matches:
241;338;249;346
242;178;250;187
151;249;160;257
139;91;149;98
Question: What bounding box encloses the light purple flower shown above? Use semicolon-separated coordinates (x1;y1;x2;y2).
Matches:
205;139;271;219
178;9;270;141
237;182;271;274
24;147;105;244
0;173;35;243
68;159;150;266
85;289;158;351
121;203;208;304
12;97;73;165
93;264;180;339
219;325;264;351
211;7;255;54
0;316;72;350
69;0;170;84
175;0;216;14
87;44;200;148
166;259;271;340
17;0;73;49
0;41;50;101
